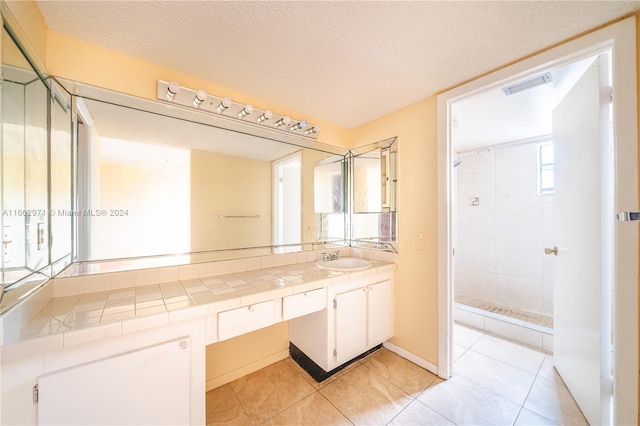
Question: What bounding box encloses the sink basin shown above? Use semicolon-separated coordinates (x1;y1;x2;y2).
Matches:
315;257;372;272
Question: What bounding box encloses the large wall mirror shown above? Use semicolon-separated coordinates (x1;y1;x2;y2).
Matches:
351;137;398;251
62;79;349;267
1;22;74;308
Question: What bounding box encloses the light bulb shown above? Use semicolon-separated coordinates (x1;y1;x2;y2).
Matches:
216;97;232;113
305;125;320;135
166;81;180;101
289;120;308;132
257;110;273;124
274;116;291;128
238;104;254;119
193;90;207;108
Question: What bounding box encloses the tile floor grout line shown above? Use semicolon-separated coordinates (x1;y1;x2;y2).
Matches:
228;382;253;425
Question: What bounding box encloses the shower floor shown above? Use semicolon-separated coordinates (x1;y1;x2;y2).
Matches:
455;295;553;329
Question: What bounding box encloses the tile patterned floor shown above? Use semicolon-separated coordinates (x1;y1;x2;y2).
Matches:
455;295;554;329
206;324;587;425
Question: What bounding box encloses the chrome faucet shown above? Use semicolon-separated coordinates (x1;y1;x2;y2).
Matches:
321;251;340;261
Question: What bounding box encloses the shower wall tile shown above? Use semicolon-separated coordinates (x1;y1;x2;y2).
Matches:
456;151;495;175
542;201;554;242
495;275;544;313
458;172;496;207
543;280;553;315
495;203;542;241
495;143;537;170
456;268;496;301
495;166;539;205
458;205;495;240
458;238;495;273
496;240;543;280
456;143;554;323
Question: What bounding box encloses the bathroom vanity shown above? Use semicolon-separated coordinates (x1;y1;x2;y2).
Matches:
0;249;395;425
289;275;393;379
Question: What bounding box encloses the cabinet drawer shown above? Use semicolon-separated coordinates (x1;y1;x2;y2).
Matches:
218;300;274;341
283;289;326;321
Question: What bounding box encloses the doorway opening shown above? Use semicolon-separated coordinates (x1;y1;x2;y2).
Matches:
273;152;302;252
450;55;596;350
437;17;638;425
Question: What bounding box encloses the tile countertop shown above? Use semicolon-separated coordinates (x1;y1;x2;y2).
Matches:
8;259;395;350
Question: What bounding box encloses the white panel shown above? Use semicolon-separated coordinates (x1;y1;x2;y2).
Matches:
218;300;274;341
282;289;326;321
335;288;367;365
367;280;393;345
38;338;191;425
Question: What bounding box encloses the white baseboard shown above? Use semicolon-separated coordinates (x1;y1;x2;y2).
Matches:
383;341;438;376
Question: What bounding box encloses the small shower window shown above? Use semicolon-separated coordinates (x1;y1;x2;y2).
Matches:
537;142;554;195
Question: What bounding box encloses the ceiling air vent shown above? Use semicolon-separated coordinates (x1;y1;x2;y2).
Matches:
502;72;553;95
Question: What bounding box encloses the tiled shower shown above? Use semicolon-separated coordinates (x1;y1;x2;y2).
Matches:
454;142;554;351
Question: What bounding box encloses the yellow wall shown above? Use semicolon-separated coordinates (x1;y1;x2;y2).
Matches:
95;159;190;260
190;149;271;252
351;98;439;364
205;323;289;390
4;0;47;65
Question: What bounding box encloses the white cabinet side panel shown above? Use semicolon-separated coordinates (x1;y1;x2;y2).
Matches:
38;338;191;425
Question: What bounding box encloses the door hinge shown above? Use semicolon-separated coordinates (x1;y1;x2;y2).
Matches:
333;299;337;309
333;348;337;358
600;86;613;104
601;379;614;397
33;384;39;405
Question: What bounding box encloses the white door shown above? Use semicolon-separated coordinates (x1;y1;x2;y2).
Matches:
551;54;610;425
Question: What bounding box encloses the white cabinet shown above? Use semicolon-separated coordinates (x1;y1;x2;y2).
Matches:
289;276;393;372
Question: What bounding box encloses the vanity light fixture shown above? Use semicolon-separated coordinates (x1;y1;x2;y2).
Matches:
289;120;308;132
256;110;273;124
216;97;232;114
166;81;180;101
157;80;320;139
237;104;254;119
193;90;207;108
274;116;291;128
305;125;320;135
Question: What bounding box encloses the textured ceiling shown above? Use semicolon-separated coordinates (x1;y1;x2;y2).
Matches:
36;1;640;129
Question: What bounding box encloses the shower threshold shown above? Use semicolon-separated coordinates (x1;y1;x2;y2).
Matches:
455;295;553;331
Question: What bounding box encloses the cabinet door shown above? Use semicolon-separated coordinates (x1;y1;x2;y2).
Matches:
367;280;393;345
38;338;191;425
335;287;367;365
